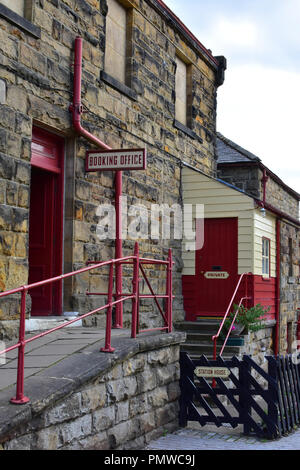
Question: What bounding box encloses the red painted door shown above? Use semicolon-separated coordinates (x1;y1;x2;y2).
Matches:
29;128;64;316
196;218;238;316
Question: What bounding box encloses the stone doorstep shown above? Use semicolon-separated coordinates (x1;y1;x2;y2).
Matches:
0;330;186;441
25;315;82;333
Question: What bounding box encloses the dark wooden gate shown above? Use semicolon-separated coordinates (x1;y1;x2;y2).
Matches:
179;352;300;440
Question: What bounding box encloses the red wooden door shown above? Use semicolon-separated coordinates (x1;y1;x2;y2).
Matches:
196;218;238;316
29;128;64;316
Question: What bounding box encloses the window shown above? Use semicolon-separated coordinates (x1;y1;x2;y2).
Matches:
175;56;187;126
174;55;200;141
262;238;270;277
101;0;136;100
288;237;293;277
1;0;24;16
105;0;127;84
0;1;40;37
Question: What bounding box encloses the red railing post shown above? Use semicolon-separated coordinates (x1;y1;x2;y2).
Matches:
167;249;173;333
100;263;115;353
10;289;30;405
131;242;139;338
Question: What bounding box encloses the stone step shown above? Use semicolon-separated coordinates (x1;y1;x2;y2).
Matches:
184;331;217;343
180;342;240;355
175;320;220;333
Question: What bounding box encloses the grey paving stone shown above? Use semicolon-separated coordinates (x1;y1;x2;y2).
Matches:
145;427;300;450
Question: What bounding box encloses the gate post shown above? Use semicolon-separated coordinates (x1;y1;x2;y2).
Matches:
240;355;251;436
179;351;192;427
266;356;280;438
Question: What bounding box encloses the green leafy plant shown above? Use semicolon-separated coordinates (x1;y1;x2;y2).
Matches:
224;303;270;334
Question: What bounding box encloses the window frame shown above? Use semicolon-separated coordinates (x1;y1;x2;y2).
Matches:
0;1;40;38
262;237;271;278
173;54;203;143
101;0;136;100
175;55;188;127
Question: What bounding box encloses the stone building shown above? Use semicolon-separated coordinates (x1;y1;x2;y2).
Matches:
216;133;300;355
0;0;226;338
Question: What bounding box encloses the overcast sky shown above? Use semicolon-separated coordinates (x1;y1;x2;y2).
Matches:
165;0;300;195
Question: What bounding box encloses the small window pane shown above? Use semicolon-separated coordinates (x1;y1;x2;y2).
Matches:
262;238;270;276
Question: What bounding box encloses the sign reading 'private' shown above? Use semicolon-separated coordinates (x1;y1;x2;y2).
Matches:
86;148;147;172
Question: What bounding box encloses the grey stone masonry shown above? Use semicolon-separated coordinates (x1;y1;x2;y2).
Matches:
0;329;186;450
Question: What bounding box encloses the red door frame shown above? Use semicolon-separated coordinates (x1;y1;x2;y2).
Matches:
30;127;64;315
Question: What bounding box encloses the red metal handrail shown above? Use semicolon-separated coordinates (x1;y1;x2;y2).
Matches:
212;272;252;362
0;242;173;405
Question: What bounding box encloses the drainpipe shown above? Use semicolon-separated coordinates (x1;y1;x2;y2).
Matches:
70;37;123;328
261;167;280;355
275;218;281;355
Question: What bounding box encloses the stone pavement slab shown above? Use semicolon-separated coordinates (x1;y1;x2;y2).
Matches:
0;327;130;393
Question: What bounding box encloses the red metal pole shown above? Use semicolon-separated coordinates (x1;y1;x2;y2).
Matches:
101;263;115;353
131;242;139;338
275;218;281;356
167;249;173;333
10;289;30;405
114;172;123;328
71;37;123;329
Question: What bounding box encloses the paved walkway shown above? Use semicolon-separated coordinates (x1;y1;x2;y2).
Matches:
146;423;300;451
0;326;130;393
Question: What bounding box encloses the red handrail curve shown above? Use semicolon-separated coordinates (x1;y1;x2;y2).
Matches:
212;272;252;362
0;242;173;405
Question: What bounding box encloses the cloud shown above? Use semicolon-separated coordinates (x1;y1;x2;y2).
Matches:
205;17;259;50
217;64;300;193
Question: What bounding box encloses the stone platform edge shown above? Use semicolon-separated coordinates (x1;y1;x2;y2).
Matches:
0;331;186;441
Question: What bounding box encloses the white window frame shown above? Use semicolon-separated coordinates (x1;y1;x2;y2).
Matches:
262;237;270;277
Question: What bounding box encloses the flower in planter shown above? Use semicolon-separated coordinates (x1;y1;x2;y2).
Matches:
225;303;270;335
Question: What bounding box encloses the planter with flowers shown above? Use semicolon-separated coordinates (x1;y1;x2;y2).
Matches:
222;303;270;346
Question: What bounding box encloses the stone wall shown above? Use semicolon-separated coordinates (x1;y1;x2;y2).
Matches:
262;169;299;220
279;220;300;353
0;0;222;336
0;331;185;450
217;165;261;199
241;321;275;366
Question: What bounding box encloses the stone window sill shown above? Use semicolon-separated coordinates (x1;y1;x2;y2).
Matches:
100;71;137;101
0;4;41;38
173;119;203;143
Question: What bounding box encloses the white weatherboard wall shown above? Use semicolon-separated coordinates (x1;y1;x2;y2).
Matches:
253;209;276;277
182;167;255;276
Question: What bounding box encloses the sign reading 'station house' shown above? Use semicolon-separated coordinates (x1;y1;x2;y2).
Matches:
86;148;147;172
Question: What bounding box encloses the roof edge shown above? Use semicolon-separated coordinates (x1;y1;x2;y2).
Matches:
216;132;261;162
